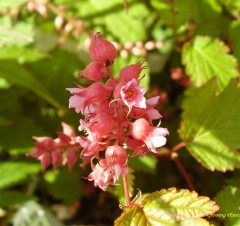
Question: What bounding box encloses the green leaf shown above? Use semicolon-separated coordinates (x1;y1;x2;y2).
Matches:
182;36;239;90
0;0;25;9
44;167;83;203
220;0;240;19
0;61;63;109
180;78;240;171
0;162;41;189
0;115;44;149
0;115;12;126
0;47;48;63
0;26;33;47
229;21;240;63
104;2;150;42
108;167;135;205
151;0;225;37
0;190;36;208
114;188;218;226
215;186;240;226
129;155;157;173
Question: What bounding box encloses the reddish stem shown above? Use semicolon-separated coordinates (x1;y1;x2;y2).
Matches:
122;174;132;207
174;157;195;191
123;0;129;12
172;141;186;152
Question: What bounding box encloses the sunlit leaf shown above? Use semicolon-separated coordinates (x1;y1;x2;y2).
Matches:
182;36;239;90
180;78;240;171
114;188;218;226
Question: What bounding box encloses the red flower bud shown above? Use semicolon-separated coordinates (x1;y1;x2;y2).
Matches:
89;32;117;65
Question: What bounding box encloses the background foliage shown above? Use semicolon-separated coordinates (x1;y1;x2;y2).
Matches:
0;0;240;225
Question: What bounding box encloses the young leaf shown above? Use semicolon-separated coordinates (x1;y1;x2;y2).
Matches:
182;36;239;90
215;185;240;226
115;188;218;226
180;78;240;171
0;162;41;189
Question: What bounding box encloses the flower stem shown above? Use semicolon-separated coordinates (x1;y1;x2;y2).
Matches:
122;174;132;207
174;157;195;191
172;141;186;152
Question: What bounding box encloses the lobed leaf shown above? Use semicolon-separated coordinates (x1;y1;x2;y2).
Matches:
182;36;239;91
114;188;218;226
180;78;240;171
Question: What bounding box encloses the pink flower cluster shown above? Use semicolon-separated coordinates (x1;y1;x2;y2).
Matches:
29;33;169;191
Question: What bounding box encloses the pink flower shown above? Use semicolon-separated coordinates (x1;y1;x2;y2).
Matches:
125;137;148;157
87;145;128;191
67;82;107;114
89;32;117;66
120;78;146;111
80;62;111;81
105;145;128;180
119;62;143;82
56;123;79;172
130;118;169;153
77;132;107;166
87;160;112;191
130;96;162;122
28;137;62;171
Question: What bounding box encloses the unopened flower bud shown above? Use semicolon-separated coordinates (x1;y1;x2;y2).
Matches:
135;41;143;48
140;48;147;56
90;32;117;65
37;4;47;17
131;47;141;56
124;41;133;50
145;41;155;50
54;15;64;30
27;1;36;12
155;41;163;49
120;49;129;59
64;22;74;33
